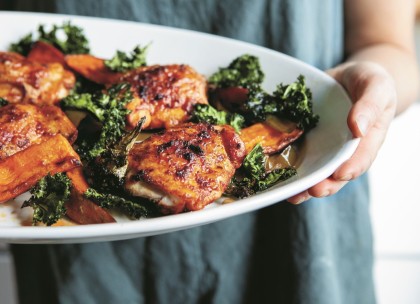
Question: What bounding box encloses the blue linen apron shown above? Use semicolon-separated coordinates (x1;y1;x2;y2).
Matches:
5;0;375;303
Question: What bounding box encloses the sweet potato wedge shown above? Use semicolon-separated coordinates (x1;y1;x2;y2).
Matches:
0;103;78;160
240;122;303;155
65;191;116;225
66;167;89;194
0;134;81;202
65;54;122;84
65;167;116;224
27;41;66;66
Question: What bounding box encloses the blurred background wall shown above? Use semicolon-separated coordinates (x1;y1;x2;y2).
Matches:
369;11;420;304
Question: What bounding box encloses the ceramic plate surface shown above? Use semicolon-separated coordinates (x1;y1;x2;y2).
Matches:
0;12;359;243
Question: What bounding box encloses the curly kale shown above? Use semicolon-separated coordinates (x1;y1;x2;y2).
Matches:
191;104;245;132
214;77;318;131
61;83;133;161
22;173;72;226
208;55;318;131
273;75;319;131
104;44;149;72
9;21;90;56
209;54;264;89
85;188;154;219
82;118;155;219
9;33;33;55
0;98;8;107
86;118;146;193
242;143;267;179
225;144;297;198
61;93;106;121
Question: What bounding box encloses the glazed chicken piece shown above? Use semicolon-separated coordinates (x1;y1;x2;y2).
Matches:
125;123;246;214
0;51;75;105
65;55;208;130
0;103;77;160
122;64;208;129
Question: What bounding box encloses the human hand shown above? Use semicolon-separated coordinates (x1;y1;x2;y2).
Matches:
287;61;397;204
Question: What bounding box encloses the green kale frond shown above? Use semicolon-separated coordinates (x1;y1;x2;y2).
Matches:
38;22;90;54
209;57;318;131
62;83;133;161
238;88;273;123
233;75;318;130
209;54;264;89
22;173;72;226
9;33;33;56
105;44;150;72
85;188;153;219
273;75;319;131
0;98;9;107
225;144;297;198
87;118;146;193
61;93;106;121
256;168;297;191
9;21;89;56
242;143;266;179
191;104;245;132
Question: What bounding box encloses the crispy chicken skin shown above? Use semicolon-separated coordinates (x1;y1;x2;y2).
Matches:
0;52;75;105
125;123;245;214
123;64;208;129
0;103;77;160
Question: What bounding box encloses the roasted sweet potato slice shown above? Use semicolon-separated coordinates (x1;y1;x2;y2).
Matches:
0;134;81;202
65;54;122;84
240;122;303;155
65;192;116;225
66;167;90;194
0;103;78;160
65;167;116;224
27;41;66;66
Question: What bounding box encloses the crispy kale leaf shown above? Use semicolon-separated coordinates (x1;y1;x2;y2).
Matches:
192;104;245;132
61;83;133;161
225;144;297;198
62;93;106;121
85;188;153;219
242;143;267;179
273;75;319;131
9;21;90;56
82;118;155;219
209;54;264;89
22;173;72;226
104;44;149;72
9;33;33;56
208;55;318;131
63;83;154;218
86;118;145;193
0;98;8;107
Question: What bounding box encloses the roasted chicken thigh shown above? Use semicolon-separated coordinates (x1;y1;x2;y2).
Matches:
0;52;75;105
123;64;208;129
125;123;245;214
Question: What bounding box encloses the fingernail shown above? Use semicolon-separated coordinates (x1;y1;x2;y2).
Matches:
319;191;330;198
356;115;369;137
338;174;351;181
291;197;307;205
